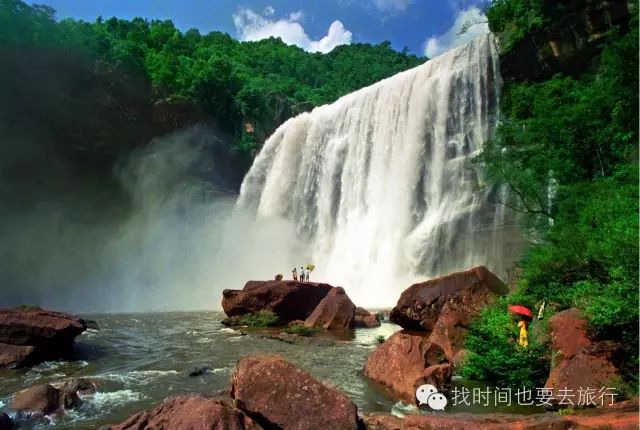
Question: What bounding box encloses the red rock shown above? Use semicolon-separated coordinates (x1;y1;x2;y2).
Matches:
231;355;359;430
304;287;355;329
426;287;494;362
354;307;381;328
362;402;640;429
0;343;36;369
545;340;622;403
361;414;403;430
0;307;87;348
9;384;61;416
106;395;261;430
390;266;507;331
0;413;13;430
363;332;448;403
418;363;451;393
222;281;333;322
548;309;591;361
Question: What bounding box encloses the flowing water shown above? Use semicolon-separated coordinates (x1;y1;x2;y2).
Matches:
0;312;539;429
237;35;521;308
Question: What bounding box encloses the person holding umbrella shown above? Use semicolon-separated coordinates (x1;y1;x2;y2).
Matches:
508;305;533;348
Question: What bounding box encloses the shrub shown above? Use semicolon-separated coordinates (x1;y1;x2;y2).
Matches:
375;335;386;344
283;323;315;337
461;298;550;389
239;311;280;327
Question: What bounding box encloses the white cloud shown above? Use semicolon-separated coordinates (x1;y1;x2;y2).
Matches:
373;0;412;12
424;7;489;58
232;7;352;54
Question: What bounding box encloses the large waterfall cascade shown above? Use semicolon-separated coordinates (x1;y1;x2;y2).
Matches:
237;35;521;306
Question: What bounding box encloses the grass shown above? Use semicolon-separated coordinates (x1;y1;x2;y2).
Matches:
239;311;280;327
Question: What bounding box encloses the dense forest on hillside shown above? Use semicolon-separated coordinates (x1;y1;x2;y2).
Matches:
2;0;424;160
463;0;639;395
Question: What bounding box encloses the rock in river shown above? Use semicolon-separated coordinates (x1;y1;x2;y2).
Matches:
353;307;381;328
304;287;356;329
222;280;333;322
0;306;87;368
390;266;507;331
104;395;261;430
363;332;448;403
231;355;359;430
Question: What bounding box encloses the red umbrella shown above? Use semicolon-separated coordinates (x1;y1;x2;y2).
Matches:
508;305;533;319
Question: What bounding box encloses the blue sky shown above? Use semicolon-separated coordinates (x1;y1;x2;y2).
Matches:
26;0;490;56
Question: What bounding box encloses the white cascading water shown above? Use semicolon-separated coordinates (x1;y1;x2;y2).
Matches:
237;35;518;307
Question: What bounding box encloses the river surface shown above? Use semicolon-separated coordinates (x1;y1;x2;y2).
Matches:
0;311;540;429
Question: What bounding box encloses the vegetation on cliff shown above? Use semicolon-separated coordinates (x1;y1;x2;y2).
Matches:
2;0;423;160
465;2;638;390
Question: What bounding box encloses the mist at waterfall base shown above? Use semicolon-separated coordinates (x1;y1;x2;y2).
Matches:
0;126;298;313
1;35;520;312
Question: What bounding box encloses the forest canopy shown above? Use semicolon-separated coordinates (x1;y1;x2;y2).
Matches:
1;0;425;158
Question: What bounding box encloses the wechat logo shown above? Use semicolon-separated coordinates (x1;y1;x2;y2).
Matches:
416;384;447;410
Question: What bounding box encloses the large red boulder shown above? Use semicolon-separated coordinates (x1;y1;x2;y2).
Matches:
105;395;261;430
222;281;333;322
0;307;87;368
353;307;381;328
304;287;355;329
363;332;448;403
548;308;591;361
390;266;507;331
544;309;623;406
0;307;87;347
231;355;359;430
426;292;491;363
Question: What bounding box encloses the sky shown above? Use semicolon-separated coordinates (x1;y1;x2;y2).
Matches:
26;0;490;56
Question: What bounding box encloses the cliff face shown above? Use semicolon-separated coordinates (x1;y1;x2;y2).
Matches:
499;1;632;82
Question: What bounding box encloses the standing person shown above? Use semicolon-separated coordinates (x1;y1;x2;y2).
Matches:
305;267;310;282
300;267;305;282
292;268;298;281
517;319;529;347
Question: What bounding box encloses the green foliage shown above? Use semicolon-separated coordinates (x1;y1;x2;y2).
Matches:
283;323;315;337
461;299;550;389
375;335;386;344
239;311;280;327
471;6;639;390
0;0;426;160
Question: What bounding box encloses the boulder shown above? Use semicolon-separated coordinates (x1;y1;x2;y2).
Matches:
231;355;359;430
105;395;261;430
548;308;591;361
390;266;507;331
0;307;87;368
363;332;448;403
544;308;623;406
0;413;13;430
222;281;333;322
0;343;37;369
545;340;622;404
354;307;381;328
304;287;356;329
426;291;493;362
9;384;62;416
0;307;87;347
361;401;640;429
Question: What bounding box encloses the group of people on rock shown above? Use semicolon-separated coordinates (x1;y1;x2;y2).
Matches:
292;267;310;282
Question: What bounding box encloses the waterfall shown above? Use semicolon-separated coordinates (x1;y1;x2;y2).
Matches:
237;35;518;306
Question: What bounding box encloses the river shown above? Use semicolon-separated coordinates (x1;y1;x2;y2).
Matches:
0;311;540;429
